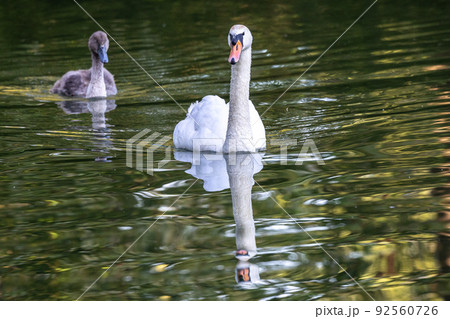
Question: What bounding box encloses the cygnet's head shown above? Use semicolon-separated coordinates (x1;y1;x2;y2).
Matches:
228;24;253;65
88;31;110;64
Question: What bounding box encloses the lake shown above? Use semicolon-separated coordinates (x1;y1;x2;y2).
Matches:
0;0;449;300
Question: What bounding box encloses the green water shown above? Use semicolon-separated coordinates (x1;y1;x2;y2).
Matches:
0;0;449;300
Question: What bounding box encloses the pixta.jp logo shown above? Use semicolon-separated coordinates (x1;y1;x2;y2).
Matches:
126;129;325;176
126;129;171;175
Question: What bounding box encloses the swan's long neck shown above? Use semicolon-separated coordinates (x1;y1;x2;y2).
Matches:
227;154;257;257
86;53;106;98
224;48;254;153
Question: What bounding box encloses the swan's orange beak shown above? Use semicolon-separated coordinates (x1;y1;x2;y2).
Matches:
228;40;242;65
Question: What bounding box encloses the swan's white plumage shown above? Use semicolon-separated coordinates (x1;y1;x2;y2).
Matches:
173;151;263;192
173;95;265;153
174;25;265;153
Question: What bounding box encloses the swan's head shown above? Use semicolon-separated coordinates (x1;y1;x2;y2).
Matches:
228;25;253;65
88;31;110;64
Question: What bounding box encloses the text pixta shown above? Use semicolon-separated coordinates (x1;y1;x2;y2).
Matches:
316;306;359;318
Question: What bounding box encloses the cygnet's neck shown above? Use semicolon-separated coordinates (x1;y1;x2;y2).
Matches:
86;53;106;98
87;99;107;130
224;48;254;153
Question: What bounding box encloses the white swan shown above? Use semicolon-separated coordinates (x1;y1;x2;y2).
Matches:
173;25;265;153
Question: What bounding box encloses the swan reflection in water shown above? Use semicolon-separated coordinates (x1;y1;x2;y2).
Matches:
57;99;116;161
175;151;263;284
58;99;116;130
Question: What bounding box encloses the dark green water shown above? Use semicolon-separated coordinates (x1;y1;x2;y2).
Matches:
0;0;449;300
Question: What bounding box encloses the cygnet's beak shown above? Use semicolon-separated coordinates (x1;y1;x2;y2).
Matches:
98;46;109;64
228;40;242;65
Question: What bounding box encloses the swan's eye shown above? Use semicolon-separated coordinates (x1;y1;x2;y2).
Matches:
235;33;244;47
230;33;245;48
230;35;237;46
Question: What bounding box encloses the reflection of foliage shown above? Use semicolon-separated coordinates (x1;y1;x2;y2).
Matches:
1;0;450;300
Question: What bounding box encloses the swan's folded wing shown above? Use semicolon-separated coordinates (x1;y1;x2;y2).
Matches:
173;113;196;150
174;95;228;151
249;100;266;150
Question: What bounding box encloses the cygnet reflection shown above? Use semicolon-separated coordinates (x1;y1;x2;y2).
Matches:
57;99;116;130
57;99;116;162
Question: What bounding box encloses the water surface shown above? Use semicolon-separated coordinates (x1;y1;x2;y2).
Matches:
0;0;449;300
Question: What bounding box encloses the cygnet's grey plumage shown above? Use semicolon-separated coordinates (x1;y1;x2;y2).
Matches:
51;31;117;98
